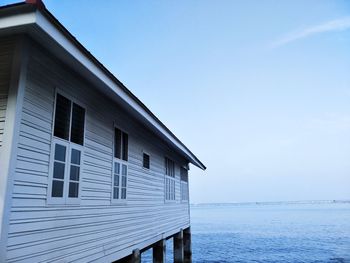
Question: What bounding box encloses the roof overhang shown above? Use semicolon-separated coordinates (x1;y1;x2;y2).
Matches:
0;2;206;170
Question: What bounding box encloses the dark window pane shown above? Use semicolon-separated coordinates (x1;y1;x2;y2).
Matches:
71;149;81;165
167;159;170;175
54;144;66;162
71;103;85;145
113;187;119;199
53;162;65;179
122;164;127;176
121;188;126;199
165;158;175;177
171;161;175;177
181;167;188;182
114;162;120;174
122;176;127;187
114;128;121;159
122;132;128;161
54;94;71;140
114;174;119;186
165;159;168;175
70;165;80;181
68;182;79;198
51;180;64;197
143;153;150;169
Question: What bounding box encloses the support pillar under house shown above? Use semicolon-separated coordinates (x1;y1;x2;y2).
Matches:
131;249;141;263
184;227;192;263
153;239;166;263
116;249;141;263
173;230;184;263
115;227;192;263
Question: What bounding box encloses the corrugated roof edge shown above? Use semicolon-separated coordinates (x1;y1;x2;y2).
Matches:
0;1;206;170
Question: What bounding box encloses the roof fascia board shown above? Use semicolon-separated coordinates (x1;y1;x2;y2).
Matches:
0;11;36;30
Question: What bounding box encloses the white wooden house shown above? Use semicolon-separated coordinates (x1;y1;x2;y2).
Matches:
0;1;206;262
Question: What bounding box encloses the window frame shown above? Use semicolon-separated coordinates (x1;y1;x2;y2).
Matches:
142;151;151;170
52;91;86;146
114;126;128;162
164;156;176;202
48;137;84;205
180;167;189;202
47;91;86;205
111;124;129;204
67;143;83;203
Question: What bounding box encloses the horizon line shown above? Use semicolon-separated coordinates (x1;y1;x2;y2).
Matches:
191;199;350;205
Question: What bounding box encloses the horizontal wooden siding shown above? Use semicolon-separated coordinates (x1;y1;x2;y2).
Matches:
7;39;190;263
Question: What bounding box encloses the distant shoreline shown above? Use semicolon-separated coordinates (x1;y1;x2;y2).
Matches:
191;200;350;206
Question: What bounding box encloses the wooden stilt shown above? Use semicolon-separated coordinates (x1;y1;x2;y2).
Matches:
131;249;141;263
184;227;192;263
153;239;166;263
174;230;184;263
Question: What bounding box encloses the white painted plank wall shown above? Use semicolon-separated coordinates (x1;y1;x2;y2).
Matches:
0;37;15;150
6;40;190;262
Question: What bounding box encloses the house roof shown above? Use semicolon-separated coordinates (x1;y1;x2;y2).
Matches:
0;0;206;170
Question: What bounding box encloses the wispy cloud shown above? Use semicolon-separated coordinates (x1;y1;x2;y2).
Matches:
271;17;350;48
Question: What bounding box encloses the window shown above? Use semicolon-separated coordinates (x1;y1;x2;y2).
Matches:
52;144;66;198
165;157;175;201
53;93;85;145
69;148;81;198
143;153;150;169
70;103;85;145
53;94;71;140
165;157;175;177
112;127;128;201
49;93;85;204
113;162;127;200
114;128;128;161
181;167;189;201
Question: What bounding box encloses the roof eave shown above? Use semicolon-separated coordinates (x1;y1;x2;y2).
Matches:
0;3;206;170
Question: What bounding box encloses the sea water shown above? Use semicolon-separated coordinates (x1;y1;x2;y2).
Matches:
142;202;350;262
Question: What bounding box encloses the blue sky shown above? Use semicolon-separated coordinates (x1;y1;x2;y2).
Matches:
4;0;350;203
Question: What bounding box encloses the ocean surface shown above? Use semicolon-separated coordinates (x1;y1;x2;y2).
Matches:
142;202;350;262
